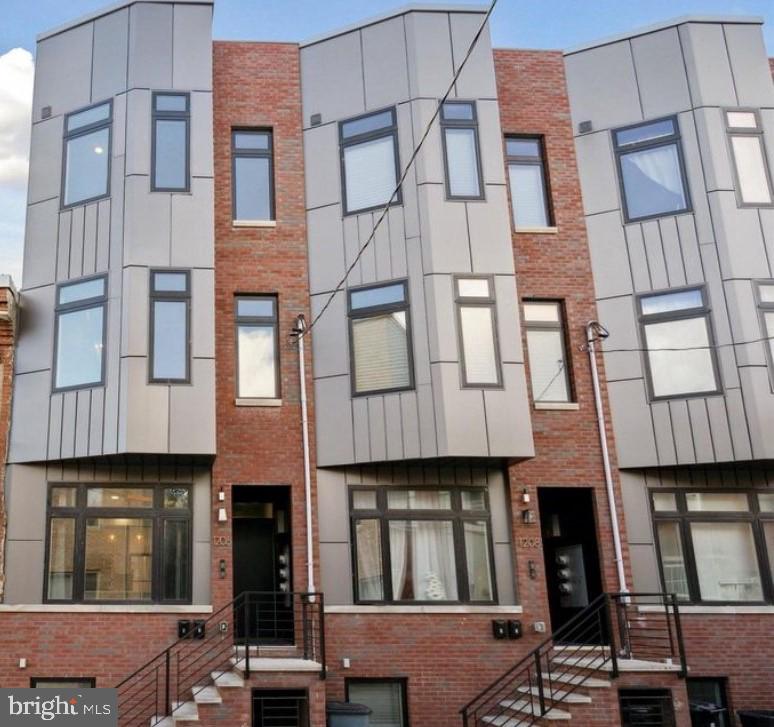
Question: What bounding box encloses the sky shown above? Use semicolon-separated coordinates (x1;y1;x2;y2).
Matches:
1;0;773;286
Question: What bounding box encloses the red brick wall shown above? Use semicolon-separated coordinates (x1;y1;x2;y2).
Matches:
0;287;16;600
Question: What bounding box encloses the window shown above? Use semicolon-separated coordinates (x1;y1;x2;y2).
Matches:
441;102;483;199
62;101;112;208
150;271;190;383
232;130;274;222
619;689;676;727
506;137;551;228
756;282;774;378
54;276;107;391
350;487;495;603
455;277;501;387
152;93;189;192
652;490;774;604
523;301;572;403
613;116;690;222
45;484;191;604
726;110;773;206
235;296;279;399
346;680;408;727
348;281;413;396
32;678;96;688
687;678;729;727
340;108;400;215
637;287;720;399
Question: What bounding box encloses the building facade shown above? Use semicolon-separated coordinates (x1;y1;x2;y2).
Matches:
0;1;772;726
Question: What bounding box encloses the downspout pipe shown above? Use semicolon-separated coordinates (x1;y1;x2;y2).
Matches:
586;321;628;595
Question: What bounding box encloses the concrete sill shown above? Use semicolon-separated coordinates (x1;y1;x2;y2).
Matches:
233;220;277;228
535;402;580;411
0;604;214;614
236;398;283;407
515;226;558;234
638;605;774;615
324;605;523;615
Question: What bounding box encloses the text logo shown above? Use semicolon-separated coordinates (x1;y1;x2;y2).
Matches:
0;690;117;727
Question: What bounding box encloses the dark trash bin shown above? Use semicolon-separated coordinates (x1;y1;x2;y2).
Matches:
689;701;727;727
739;711;774;727
326;701;371;727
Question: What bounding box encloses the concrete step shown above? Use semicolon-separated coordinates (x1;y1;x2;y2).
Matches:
496;697;572;721
171;702;199;722
210;670;244;688
191;686;222;705
543;672;611;689
550;655;609;671
551;655;682;673
481;715;532;727
230;657;322;674
516;686;592;704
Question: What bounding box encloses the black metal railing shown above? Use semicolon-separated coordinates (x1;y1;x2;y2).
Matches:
115;591;325;727
459;592;686;727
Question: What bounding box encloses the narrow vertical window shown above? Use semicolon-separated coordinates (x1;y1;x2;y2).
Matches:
62;101;112;208
232;130;274;222
523;301;572;403
441;101;483;199
150;271;190;383
756;282;774;378
505;137;551;228
54;276;107;391
152;93;190;192
235;296;279;400
726;110;773;206
455;277;501;387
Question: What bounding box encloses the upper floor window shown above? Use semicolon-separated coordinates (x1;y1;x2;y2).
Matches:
45;484;191;604
62;101;112;208
638;287;720;400
756;282;774;377
348;281;413;396
235;296;279;400
232;130;274;222
441;102;483;200
613;117;690;222
152;92;190;192
351;486;495;604
455;277;501;388
726;110;773;206
506;137;551;228
150;271;190;384
340;108;400;215
523;301;572;403
54;276;107;392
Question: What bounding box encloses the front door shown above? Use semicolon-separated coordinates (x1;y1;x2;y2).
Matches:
232;486;292;643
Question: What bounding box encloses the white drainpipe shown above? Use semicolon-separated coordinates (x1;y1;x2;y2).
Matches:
586;321;628;595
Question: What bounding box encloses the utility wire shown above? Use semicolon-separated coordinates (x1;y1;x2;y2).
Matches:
591;334;774;354
296;0;499;341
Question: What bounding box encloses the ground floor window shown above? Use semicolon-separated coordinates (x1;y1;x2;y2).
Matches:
619;688;676;727
252;689;308;727
32;678;95;688
346;679;408;727
687;678;729;727
45;484;191;604
652;490;774;604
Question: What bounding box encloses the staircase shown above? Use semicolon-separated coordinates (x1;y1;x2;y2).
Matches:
115;591;325;727
460;593;687;727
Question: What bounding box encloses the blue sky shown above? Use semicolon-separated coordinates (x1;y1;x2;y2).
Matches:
1;0;773;285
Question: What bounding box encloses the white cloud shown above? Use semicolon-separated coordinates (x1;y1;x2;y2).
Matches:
0;47;34;187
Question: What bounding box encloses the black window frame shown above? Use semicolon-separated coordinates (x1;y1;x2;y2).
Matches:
347;279;414;397
686;677;730;727
636;285;722;401
151;92;190;193
651;489;774;606
235;294;280;400
149;269;191;385
52;274;108;393
31;677;97;688
345;678;409;727
349;485;498;605
231;129;275;222
725;108;774;209
454;275;503;389
522;299;574;404
613;115;692;224
61;100;113;210
505;135;553;228
43;483;193;605
440;101;484;201
339;107;402;216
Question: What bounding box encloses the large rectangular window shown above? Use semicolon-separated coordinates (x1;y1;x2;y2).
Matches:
652;490;774;605
340;108;400;215
62;101;112;208
232;130;274;222
348;281;413;396
346;680;408;727
726;109;773;206
235;296;279;399
441;102;483;200
613;116;690;222
152;92;189;192
150;271;190;383
455;277;501;387
350;487;495;604
523;301;572;403
54;276;107;392
638;287;720;400
45;484;191;604
506;137;551;228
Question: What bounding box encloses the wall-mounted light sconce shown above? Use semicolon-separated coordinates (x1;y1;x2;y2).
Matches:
522;488;530;504
218;507;227;523
522;509;536;525
218;487;225;502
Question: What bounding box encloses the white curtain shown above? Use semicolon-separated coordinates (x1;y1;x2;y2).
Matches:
389;521;458;601
621;144;686;218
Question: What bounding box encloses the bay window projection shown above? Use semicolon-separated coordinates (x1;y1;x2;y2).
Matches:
150;271;190;383
62;101;112;207
455;277;501;387
235;296;279;399
726;110;773;206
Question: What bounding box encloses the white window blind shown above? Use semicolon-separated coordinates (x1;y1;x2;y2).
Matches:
509;163;548;227
526;328;570;402
352;312;410;393
731;135;772;204
459;306;498;385
348;682;405;727
445;127;480;197
344;136;397;212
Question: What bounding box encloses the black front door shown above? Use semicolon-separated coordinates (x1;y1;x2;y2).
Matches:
232;486;292;643
539;487;604;638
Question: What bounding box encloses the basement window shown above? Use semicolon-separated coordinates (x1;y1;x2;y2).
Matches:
346;680;408;727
